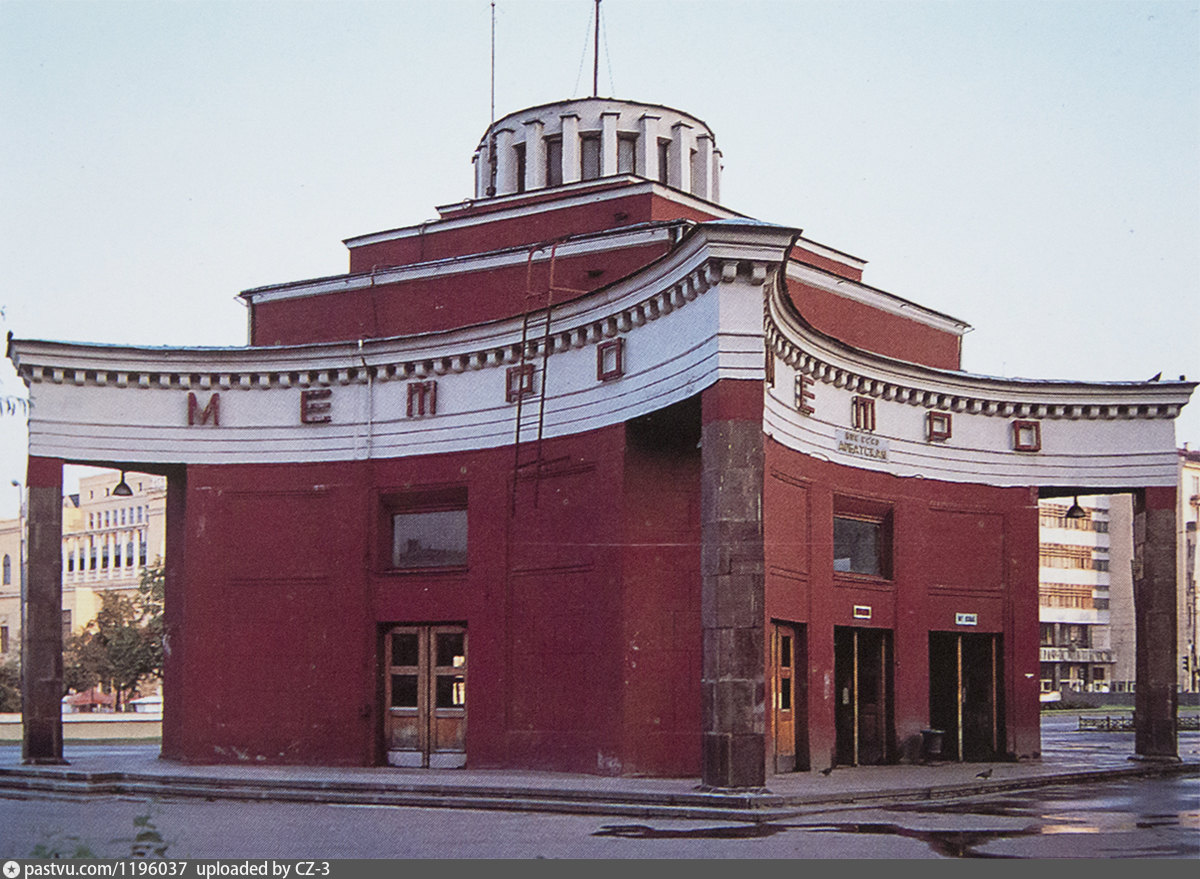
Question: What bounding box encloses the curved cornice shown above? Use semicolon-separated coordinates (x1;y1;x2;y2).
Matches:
766;271;1195;421
11;220;798;394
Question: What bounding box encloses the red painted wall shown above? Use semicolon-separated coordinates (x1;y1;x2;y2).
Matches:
618;400;703;776
791;246;864;282
161;417;1040;775
249;185;731;347
162;421;707;775
762;438;1041;769
346;186;719;273
250;243;671;346
168;459;375;765
786;279;962;370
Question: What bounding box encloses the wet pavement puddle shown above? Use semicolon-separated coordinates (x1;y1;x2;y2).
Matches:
593;820;1040;857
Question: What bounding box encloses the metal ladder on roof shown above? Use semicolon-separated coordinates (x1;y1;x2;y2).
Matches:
509;240;588;513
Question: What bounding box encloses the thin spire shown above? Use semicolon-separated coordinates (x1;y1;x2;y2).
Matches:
490;0;496;123
487;1;498;197
593;0;601;97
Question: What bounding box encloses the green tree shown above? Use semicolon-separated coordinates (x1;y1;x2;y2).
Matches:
63;628;104;695
62;560;165;710
137;559;165;681
0;653;20;712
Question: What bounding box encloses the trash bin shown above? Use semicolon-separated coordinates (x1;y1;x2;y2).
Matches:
920;728;944;762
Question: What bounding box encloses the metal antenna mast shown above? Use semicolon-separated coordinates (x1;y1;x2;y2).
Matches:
491;1;497;123
592;0;601;97
486;1;498;197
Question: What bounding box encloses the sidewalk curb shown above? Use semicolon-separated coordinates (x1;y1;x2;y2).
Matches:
0;760;1195;822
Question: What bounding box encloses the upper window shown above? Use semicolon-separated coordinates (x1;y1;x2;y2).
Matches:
617;133;637;174
833;497;893;579
513;142;527;193
392;511;467;569
1;555;9;586
580;134;601;181
545;137;563;187
657;139;670;184
834;517;883;576
387;488;468;571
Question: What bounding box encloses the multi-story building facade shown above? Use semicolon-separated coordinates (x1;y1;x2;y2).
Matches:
0;470;166;665
1086;448;1198;697
1181;447;1200;693
60;470;167;633
1037;495;1131;695
0;517;20;665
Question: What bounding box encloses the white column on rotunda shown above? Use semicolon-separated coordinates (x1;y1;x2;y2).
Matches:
694;133;713;200
600;111;619;177
473;143;489;198
560;113;581;184
669;121;692;192
523;119;546;190
493;127;516;195
639;113;660;182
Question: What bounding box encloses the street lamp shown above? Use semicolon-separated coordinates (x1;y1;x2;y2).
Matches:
112;471;133;497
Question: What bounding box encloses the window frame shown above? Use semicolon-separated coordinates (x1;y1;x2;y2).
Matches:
381;487;469;574
832;496;894;581
580;133;601;181
544;136;563;187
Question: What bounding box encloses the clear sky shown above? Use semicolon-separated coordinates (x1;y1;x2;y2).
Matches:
1;0;1197;516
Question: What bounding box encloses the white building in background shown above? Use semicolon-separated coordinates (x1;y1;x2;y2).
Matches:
1176;448;1199;692
1038;494;1129;695
1066;446;1200;698
0;517;20;664
0;469;166;658
60;470;167;632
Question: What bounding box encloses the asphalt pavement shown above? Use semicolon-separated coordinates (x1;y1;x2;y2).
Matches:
0;713;1196;822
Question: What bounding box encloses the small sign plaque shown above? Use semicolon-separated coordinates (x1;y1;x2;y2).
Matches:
836;428;888;462
853;605;872;620
955;612;978;627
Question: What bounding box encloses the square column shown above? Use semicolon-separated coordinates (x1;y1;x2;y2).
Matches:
21;456;65;764
670;122;693;192
693;134;714;201
700;381;766;788
473;145;489;199
523;119;546;191
493;127;517;196
638;114;660;182
600;111;620;177
160;465;187;759
560;113;581;185
1132;486;1179;760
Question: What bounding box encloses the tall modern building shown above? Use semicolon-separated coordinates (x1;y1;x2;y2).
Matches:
8;96;1194;784
1037;495;1128;696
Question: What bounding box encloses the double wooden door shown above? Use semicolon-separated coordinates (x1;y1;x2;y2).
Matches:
384;625;467;768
